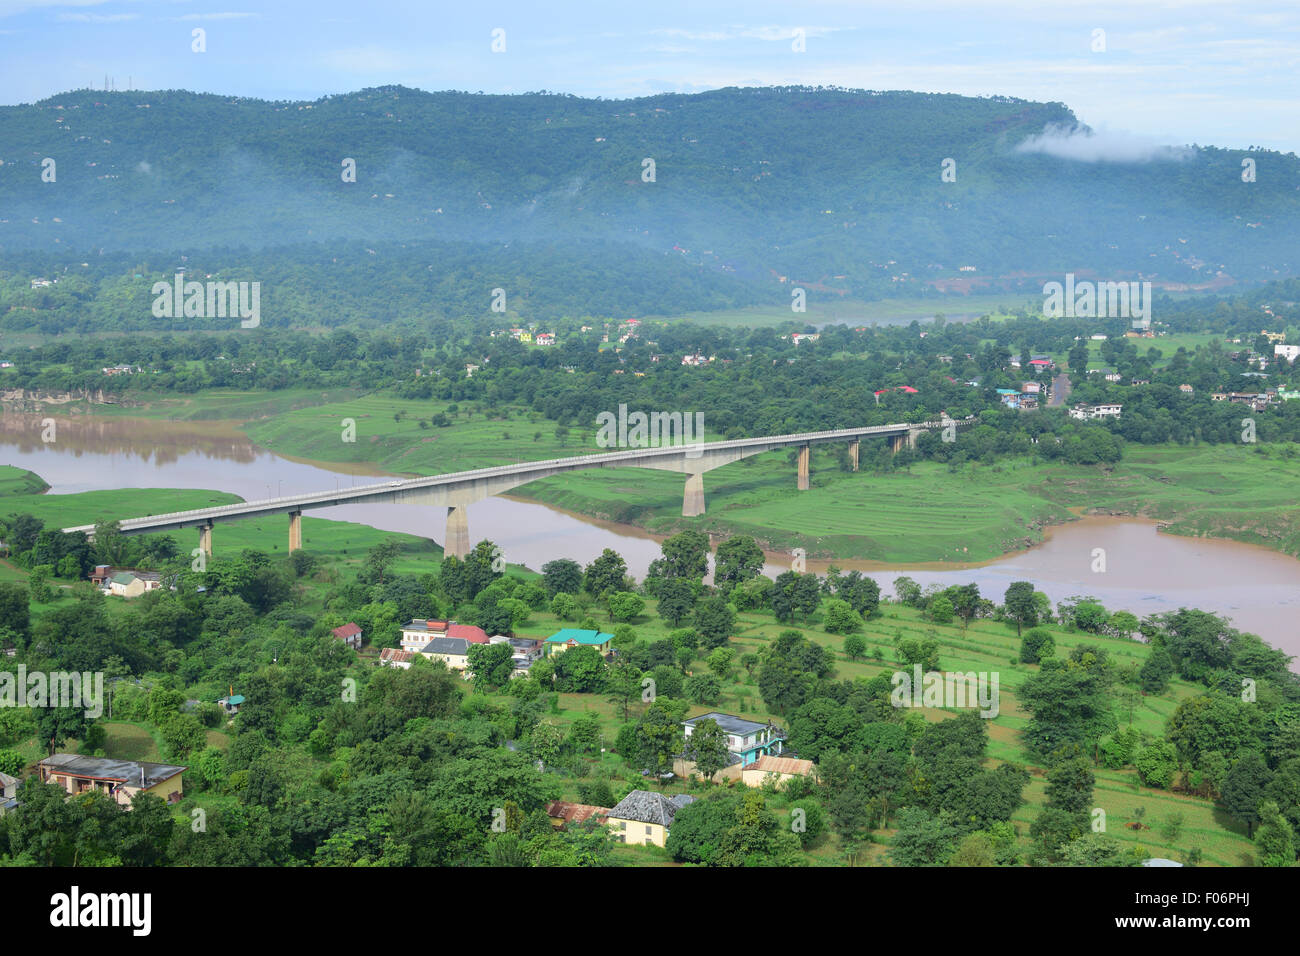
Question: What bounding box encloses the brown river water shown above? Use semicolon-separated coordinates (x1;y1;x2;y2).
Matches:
3;413;1298;668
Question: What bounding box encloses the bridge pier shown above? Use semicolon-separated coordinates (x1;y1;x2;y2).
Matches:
288;511;302;552
198;522;213;558
682;473;705;517
445;506;470;560
797;444;810;490
848;440;860;472
889;434;905;454
908;427;922;450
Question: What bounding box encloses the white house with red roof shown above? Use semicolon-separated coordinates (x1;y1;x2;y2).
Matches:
331;622;363;649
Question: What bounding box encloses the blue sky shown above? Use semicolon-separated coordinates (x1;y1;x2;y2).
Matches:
2;0;1298;153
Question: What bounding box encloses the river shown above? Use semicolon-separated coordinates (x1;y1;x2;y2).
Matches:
3;412;1299;667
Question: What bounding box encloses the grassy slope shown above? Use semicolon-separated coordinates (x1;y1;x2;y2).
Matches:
482;596;1255;866
8;474;1255;865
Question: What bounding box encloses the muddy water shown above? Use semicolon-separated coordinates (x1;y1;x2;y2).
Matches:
3;413;1298;665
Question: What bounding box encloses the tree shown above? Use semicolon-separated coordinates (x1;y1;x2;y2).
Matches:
890;807;959;866
541;559;582;598
655;577;696;627
684;673;721;706
706;647;734;682
0;583;31;638
945;583;981;631
713;536;764;593
583;549;627;598
635;701;683;779
928;595;954;624
1108;610;1140;639
605;660;644;721
693;595;735;649
1221;753;1272;837
894;576;922;607
1255;801;1296;867
1003;581;1037;635
552;645;605;693
1139;645;1175;694
665;792;740;864
549;591;578;621
467;642;516;690
1134;742;1179;790
657;530;710;582
822;599;863;635
1045;758;1094;817
1019;628;1055;664
685;717;729;782
843;633;867;660
606;591;645;623
950;831;997;866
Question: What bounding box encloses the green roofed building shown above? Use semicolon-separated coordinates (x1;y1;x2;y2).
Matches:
544;628;614;656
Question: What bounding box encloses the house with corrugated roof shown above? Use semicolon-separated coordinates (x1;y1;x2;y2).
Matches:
741;755;818;788
331;622;363;649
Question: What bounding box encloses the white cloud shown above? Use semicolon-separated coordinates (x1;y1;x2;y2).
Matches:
1015;124;1196;162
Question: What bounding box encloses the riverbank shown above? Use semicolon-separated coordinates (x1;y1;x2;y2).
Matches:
244;397;1300;563
12;395;1300;564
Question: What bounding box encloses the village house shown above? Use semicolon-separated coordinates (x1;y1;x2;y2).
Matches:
0;770;19;815
544;628;614;657
217;693;244;715
740;755;818;789
100;569;162;598
535;333;556;346
378;647;414;669
1274;344;1300;363
1178;384;1194;394
490;635;542;674
419;636;471;672
545;800;609;829
1021;381;1041;394
606;790;695;847
1069;403;1123;420
331;622;363;649
682;712;785;767
399;619;488;652
37;754;185;807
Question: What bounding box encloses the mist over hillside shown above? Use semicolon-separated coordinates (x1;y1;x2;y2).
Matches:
1;85;1297;311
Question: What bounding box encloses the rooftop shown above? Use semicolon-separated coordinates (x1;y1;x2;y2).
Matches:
607;789;695;826
421;636;470;656
38;754;185;788
545;628;614;646
683;712;774;737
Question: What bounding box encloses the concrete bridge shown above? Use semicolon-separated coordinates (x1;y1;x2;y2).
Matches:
63;418;968;560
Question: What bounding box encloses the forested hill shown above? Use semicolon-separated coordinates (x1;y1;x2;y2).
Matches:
1;85;1298;299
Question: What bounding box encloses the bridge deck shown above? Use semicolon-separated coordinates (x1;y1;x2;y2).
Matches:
62;419;967;536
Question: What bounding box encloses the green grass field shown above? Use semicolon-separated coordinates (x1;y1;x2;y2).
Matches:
656;293;1028;329
0;465;50;498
